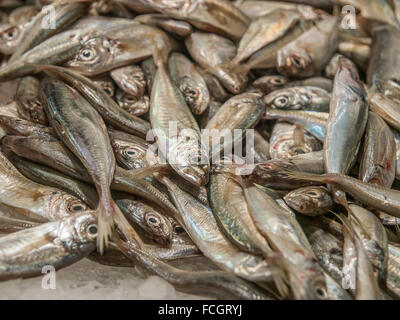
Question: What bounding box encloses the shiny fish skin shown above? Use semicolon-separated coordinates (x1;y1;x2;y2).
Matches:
110;64;146;98
0;115;54;137
0;212;97;280
137;0;250;41
168;52;210;115
0;148;90;222
359;112;396;188
9;2;90;63
150;57;209;187
39;65;150;138
134;14;193;37
264;86;331;113
40;77;139;253
324;56;368;176
115;89;150;116
277;15;338;78
15;76;48;125
185;32;248;94
369;92;400;133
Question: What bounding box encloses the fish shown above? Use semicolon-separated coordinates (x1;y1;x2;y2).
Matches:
284;186;334;216
1;134;180;224
338;41;371;71
235;176;328;300
110;64;147;98
9;1;90;63
264;86;331;113
393;129;400;181
251;130;271;162
38;64;150;138
40;77;139;253
253;75;289;94
134;14;192;37
117;237;274;300
197;67;231;102
150;53;209;187
168;52;210;115
286;77;333;92
0;5;39;55
0;212;97;280
277;15;338;78
0;115;54;137
159;175;281;284
0;211;40;234
232;9;307;65
115;197;173;247
185;32;248;94
209;170;273;255
65;23;178;76
303;224;344;284
204;91;266;161
387;243;400;299
324;56;368;178
269;122;322;160
141;57;157;93
91;73;115;97
325;54;359;79
137;0;250;41
0;149;90;222
367;24;400;90
369;92;400;133
263;109;327;142
15;76;48;125
359;112;396;188
200;99;222;129
12;156;99;210
115;89;150;116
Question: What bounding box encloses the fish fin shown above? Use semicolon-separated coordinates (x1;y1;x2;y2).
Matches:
96;198;142;254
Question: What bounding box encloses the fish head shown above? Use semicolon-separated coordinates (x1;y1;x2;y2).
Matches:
66;37;121;75
250;160;297;180
284;186;333;215
265;88;301;110
93;78;115;97
111;139;149;170
253;75;288;94
65;211;98;252
179;76;210;115
0;24;22;55
116;90;150;116
16;96;48;125
277;48;314;78
288;262;329;300
118;65;147;97
217;65;248;94
142;205;173;247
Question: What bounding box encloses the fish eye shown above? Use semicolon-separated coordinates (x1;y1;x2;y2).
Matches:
315;286;327;299
174;225;185;234
127;149;137;156
87;224;98;238
292;56;303;68
292;148;306;155
275;96;288;107
3;27;18;40
104;87;113;95
72;204;84;212
271;78;284;85
146;214;161;226
307;191;319;196
124;95;136;103
80;48;95;61
68;201;87;213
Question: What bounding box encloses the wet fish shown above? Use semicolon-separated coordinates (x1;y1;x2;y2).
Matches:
38;64;150;138
110;64;146;98
115;89;150;116
338;41;371;71
0;115;54;137
209;170;273;255
185;32;248;94
251;130;271;162
9;1;90;62
367;25;400;90
134;14;192;37
15;76;48;125
138;0;250;41
324;56;368;178
284;186;334;216
65;23;178;76
325;54;359;79
0;149;90;222
269;122;322;159
12;156;98;210
263;109;327;142
387;243;400;299
0;212;97;280
369;91;400;133
204;91;265;161
150;55;209;187
168;52;210;115
253;75;289;94
141;57;157;93
264;86;331;112
91;73;115;97
359;112;396;188
40;77;139;253
116;198;173;247
277;15;338;78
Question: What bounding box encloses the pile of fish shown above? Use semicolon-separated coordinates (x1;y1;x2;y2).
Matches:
1;0;400;300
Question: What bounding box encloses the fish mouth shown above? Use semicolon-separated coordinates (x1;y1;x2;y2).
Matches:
179;164;210;186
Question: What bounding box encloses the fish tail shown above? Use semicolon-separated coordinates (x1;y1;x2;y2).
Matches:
96;197;142;254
